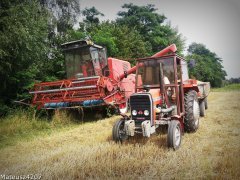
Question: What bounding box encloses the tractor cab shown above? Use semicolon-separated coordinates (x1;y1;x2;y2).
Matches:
61;40;107;79
135;54;189;116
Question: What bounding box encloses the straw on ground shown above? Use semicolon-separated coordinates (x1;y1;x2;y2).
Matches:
0;91;239;179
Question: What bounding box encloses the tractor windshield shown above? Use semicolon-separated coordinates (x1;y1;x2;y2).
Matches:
65;46;107;79
136;57;174;88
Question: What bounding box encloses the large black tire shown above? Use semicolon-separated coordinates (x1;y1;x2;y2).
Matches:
204;97;208;110
184;90;200;132
167;120;182;150
199;100;205;117
112;119;128;143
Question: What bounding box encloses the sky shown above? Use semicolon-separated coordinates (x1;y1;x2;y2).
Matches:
80;0;240;78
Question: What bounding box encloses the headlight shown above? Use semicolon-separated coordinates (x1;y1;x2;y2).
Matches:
132;110;137;116
144;110;149;116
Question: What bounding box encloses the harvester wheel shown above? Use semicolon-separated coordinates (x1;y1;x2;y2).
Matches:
184;90;200;132
112;119;128;143
167;120;182;150
204;97;208;109
199;100;205;117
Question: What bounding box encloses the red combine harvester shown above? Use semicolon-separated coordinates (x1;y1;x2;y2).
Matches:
112;44;210;149
30;40;136;113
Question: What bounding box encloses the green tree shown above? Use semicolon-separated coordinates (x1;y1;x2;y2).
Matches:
82;6;104;24
70;18;151;65
116;3;185;54
86;21;151;59
117;3;166;36
112;24;151;59
0;0;49;116
39;0;80;35
186;43;227;87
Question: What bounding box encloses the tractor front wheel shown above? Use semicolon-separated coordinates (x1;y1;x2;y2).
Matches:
204;97;208;109
184;90;200;132
167;120;182;150
112;119;128;143
199;100;205;117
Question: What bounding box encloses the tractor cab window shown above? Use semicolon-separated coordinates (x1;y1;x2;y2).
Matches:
137;57;174;88
181;60;189;81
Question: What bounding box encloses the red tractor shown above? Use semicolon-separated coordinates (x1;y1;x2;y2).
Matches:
112;44;210;150
30;40;135;114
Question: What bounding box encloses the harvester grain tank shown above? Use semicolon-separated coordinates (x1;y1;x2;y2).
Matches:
112;44;210;150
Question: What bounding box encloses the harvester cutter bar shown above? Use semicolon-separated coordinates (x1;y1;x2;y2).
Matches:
30;77;102;109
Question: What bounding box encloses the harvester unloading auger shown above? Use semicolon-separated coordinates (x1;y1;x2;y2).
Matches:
30;40;177;114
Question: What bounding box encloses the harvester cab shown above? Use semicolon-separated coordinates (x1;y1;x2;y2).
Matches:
61;40;107;78
112;44;210;150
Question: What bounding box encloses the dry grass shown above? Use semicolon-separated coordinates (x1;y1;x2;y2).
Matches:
0;91;240;179
0;109;79;148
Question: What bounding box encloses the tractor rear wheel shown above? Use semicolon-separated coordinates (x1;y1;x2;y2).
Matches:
112;119;128;143
167;120;182;150
199;100;205;117
184;90;200;132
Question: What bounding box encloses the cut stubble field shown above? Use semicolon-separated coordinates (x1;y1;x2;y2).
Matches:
0;91;240;179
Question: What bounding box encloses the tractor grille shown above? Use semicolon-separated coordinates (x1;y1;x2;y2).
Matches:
130;94;152;125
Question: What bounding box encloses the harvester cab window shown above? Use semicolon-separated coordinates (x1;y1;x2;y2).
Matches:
90;47;101;75
65;47;94;78
99;48;107;68
90;47;108;76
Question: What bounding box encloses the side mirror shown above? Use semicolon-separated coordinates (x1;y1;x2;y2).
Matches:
188;59;196;68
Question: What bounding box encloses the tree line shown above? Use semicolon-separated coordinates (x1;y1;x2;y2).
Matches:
0;0;227;116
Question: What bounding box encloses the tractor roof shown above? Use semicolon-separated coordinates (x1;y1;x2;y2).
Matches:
136;54;186;62
61;39;103;51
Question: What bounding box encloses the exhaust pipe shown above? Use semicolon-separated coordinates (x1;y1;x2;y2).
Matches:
159;106;175;113
152;44;177;58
